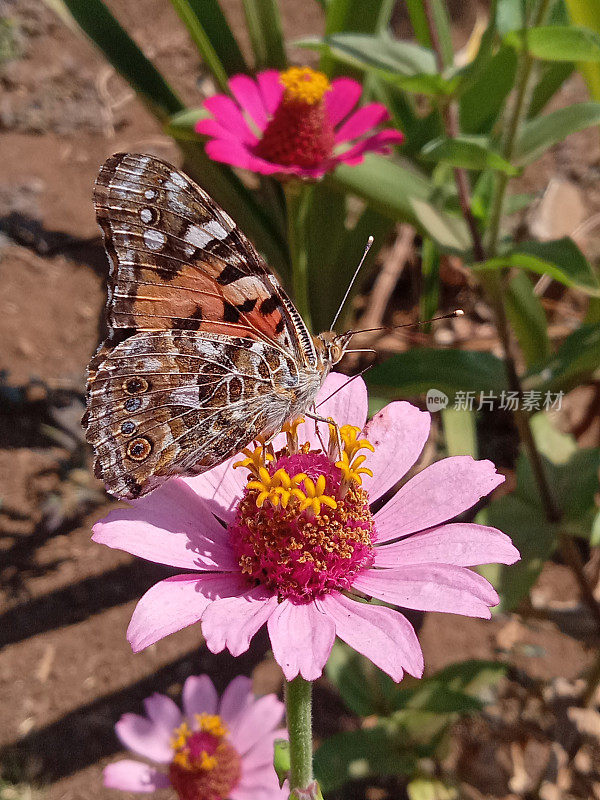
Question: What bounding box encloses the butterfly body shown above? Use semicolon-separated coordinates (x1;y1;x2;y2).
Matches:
85;153;348;499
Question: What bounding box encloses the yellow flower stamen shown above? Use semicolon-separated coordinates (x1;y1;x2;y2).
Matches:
280;66;330;105
296;474;338;517
282;416;304;453
247;467;308;509
170;714;229;772
233;444;273;478
332;425;375;490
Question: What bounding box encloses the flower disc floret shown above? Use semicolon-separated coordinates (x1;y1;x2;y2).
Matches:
169;713;241;800
231;447;376;603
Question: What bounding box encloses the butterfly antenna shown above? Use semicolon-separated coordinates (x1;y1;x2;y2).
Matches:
348;309;463;336
316;365;375;409
329;236;374;331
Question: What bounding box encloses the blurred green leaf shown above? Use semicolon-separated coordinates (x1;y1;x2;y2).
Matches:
421;136;519;175
442;408;478;457
528;61;574;117
477;238;600;295
591;509;600;546
59;0;183;120
514;102;600;165
326;640;398;716
506;25;600;61
170;0;246;90
505;271;550;367
405;0;453;64
321;0;394;76
431;659;506;696
242;0;287;70
460;45;518;134
314;726;416;792
329;155;470;253
525;323;600;393
367;349;508;398
565;0;600;100
420;237;440;326
166;107;211;140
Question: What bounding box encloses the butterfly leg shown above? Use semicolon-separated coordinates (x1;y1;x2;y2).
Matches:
305;409;343;460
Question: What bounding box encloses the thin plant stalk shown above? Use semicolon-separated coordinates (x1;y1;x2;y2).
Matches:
285;181;314;329
285;676;314;797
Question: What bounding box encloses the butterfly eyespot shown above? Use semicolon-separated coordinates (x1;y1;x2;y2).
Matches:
124;397;142;412
127;437;153;461
139;207;160;225
121;420;136;436
123;377;149;395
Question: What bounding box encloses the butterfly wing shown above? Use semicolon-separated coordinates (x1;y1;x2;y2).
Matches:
85;153;322;498
93;152;315;360
86;331;308;499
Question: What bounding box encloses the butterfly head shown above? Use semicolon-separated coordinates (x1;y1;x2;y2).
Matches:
313;330;354;369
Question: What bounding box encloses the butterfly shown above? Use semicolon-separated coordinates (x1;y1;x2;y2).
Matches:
84;153;354;499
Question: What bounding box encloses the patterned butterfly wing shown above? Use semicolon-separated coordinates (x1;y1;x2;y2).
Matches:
93;152;315;360
85;153;323;499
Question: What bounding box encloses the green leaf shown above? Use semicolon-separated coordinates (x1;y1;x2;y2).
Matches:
528;61;574;117
514;102;600;165
169;0;247;91
242;0;287;70
477;238;600;296
420;237;440;326
405;0;453;64
326;640;398;716
430;659;506;696
460;45;518;134
504;271;550;367
166;107;210;141
321;0;394;76
478;491;557;611
58;0;183;120
314;726;416;792
442;408;478;457
328;154;470;253
565;0;600;100
525;323;600;393
273;739;290;787
506;25;600;62
366;349;508;399
420;136;519;175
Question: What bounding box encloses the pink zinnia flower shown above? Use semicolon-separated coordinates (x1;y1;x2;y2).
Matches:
195;66;404;178
93;374;519;683
103;674;287;799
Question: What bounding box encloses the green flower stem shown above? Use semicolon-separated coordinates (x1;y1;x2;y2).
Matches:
284;181;313;330
285;675;314;796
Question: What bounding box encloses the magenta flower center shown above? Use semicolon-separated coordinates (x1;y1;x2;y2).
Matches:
254;66;335;169
230;426;377;603
168;714;241;800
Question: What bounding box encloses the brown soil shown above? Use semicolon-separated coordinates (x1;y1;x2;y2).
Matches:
1;2;599;799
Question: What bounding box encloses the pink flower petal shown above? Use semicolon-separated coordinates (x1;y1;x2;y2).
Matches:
143;693;183;736
375;457;505;542
218;675;254;728
326;77;362;126
92;480;235;571
230;694;285;755
196;117;247;142
353;563;499;617
127;572;245;652
203;95;258;144
205;138;283;175
229;74;268;130
361;402;430;503
201;587;278;657
256;70;284;115
337;129;405;165
241;729;287;771
185;454;246;524
103;760;170;792
267;600;336;681
374;523;520;568
182;675;218;719
114;714;172;764
317;593;423;680
334;103;390;143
